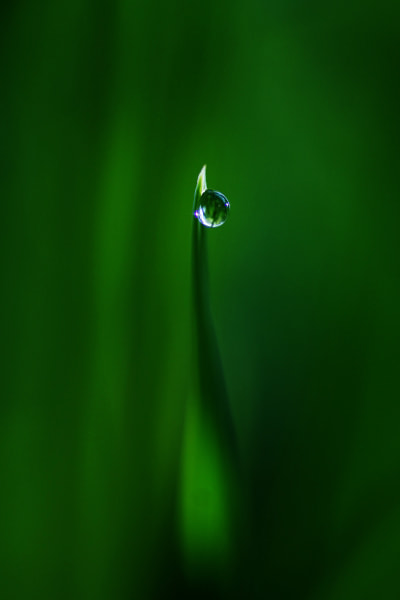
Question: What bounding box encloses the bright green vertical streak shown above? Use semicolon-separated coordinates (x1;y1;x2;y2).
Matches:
78;116;138;599
181;393;232;573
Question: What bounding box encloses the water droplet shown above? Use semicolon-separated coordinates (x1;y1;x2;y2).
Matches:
195;189;230;228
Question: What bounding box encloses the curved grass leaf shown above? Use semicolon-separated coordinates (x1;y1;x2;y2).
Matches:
180;166;238;589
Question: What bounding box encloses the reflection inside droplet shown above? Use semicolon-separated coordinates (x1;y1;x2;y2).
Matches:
195;189;230;228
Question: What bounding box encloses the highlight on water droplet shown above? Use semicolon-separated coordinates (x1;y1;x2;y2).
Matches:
195;189;230;228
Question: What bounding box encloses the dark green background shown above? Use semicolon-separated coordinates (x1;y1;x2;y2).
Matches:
1;1;400;598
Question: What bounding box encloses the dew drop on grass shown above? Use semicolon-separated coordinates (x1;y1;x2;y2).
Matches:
195;189;230;228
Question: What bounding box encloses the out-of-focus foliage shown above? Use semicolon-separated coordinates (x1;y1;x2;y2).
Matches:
1;0;400;598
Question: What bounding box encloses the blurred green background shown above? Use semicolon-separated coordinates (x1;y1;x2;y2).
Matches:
1;1;400;598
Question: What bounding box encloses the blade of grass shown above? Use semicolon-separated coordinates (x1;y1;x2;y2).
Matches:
180;166;238;586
